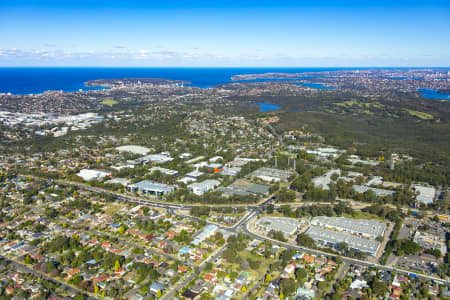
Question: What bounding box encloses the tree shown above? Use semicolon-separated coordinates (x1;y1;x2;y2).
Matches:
280;278;296;295
115;260;120;271
296;268;307;281
372;280;387;296
156;290;162;298
118;226;125;234
24;255;32;265
265;274;271;283
396;239;422;255
296;233;315;248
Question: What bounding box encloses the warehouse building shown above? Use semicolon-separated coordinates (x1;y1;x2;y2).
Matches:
310;216;386;239
306;226;380;256
77;169;111;181
414;231;447;255
135;153;173;164
353;185;395;197
412;184;436;205
250;167;294;182
221;167;241;177
127;180;175;196
255;217;300;236
149;167;179;176
312;169;341;190
188;179;221;195
218;179;269;197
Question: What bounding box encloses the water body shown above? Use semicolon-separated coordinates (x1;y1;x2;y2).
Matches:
0;67;377;95
297;83;337;90
418;89;450;100
256;102;281;112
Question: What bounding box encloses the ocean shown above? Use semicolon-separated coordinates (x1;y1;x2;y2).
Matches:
0;67;357;94
0;67;448;101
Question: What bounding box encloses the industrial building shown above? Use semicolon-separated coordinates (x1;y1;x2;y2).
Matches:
218;179;269;197
412;184;436;205
413;231;447;255
221;167;242;177
77;169;111;181
249;167;294;182
106;178;130;186
347;155;380;166
127;180;175;196
135;153;173;164
306;226;380;256
255;217;300;236
306;147;342;158
187;179;221;195
353;185;395;197
312;169;341;190
206;163;224;173
310;216;386;239
149;167;179;176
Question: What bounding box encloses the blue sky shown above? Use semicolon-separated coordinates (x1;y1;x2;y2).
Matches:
0;0;449;66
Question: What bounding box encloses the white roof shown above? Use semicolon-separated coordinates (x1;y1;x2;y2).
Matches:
116;145;150;155
77;169;110;181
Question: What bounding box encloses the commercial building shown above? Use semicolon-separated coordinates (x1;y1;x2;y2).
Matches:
306;147;342;158
412;184;436;205
353;185;395;197
249;167;294;182
218;179;269;197
149;167;179;176
206;163;224;173
227;157;265;168
127;180;175;196
347;155;380;166
312;169;341;190
305;226;380;256
310;216;386;239
106;178;130;186
77;169;111;181
255;217;300;236
187;179;221;196
221;167;241;177
413;231;447;255
185;170;204;180
115;145;150;155
135;153;173;164
191;225;218;246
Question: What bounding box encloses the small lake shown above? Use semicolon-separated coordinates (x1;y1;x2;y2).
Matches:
418;89;450;100
256;102;281;112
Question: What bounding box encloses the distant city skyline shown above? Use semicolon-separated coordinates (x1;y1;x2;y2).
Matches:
0;0;449;67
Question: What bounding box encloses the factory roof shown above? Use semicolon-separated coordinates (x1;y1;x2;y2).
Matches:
250;167;294;182
353;185;395;197
219;179;269;197
116;145;150;155
412;184;436;205
306;226;380;255
128;180;175;193
310;216;386;237
256;217;300;235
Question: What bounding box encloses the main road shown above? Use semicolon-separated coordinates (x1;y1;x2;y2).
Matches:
241;215;450;286
19;174;450;286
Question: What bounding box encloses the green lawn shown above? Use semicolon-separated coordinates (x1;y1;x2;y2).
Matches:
403;109;434;120
101;99;118;106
